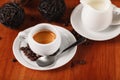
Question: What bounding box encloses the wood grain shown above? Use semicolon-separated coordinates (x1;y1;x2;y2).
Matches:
0;0;120;80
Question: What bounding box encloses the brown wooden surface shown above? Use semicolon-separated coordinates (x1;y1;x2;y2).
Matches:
0;0;120;80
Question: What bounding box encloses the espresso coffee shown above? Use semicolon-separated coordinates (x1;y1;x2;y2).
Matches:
33;30;56;44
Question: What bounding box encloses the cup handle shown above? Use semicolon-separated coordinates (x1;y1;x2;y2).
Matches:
18;31;28;40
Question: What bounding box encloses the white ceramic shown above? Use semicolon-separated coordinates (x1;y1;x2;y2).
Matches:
80;0;113;31
19;23;61;56
112;5;120;25
13;26;77;70
71;4;120;41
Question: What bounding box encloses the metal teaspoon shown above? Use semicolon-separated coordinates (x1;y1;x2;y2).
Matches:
36;36;87;67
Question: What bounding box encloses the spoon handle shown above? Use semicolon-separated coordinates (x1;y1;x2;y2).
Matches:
62;36;87;53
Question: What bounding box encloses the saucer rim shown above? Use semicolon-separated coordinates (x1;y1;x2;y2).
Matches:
12;25;77;70
70;4;120;41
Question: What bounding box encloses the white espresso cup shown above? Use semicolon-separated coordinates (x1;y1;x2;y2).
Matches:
80;0;113;31
23;23;61;56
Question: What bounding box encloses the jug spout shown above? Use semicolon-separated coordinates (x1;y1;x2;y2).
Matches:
80;0;87;5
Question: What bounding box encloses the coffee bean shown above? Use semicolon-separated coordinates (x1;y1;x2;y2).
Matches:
70;62;75;68
71;30;81;40
64;20;70;26
82;40;92;46
78;60;86;65
0;37;2;40
20;45;41;61
70;60;86;68
12;58;17;62
30;16;36;21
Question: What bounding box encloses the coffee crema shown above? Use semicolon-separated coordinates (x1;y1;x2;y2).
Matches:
33;30;56;44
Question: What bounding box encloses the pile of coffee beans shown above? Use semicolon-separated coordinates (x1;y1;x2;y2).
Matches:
20;45;41;61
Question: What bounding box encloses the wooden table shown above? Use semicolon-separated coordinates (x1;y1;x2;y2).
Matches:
0;0;120;80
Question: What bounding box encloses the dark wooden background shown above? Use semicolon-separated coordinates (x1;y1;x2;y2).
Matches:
0;0;120;80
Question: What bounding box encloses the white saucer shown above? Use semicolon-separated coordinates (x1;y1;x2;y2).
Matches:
71;4;120;41
12;25;77;70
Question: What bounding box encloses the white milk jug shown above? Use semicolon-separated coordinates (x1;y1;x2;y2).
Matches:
80;0;113;31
